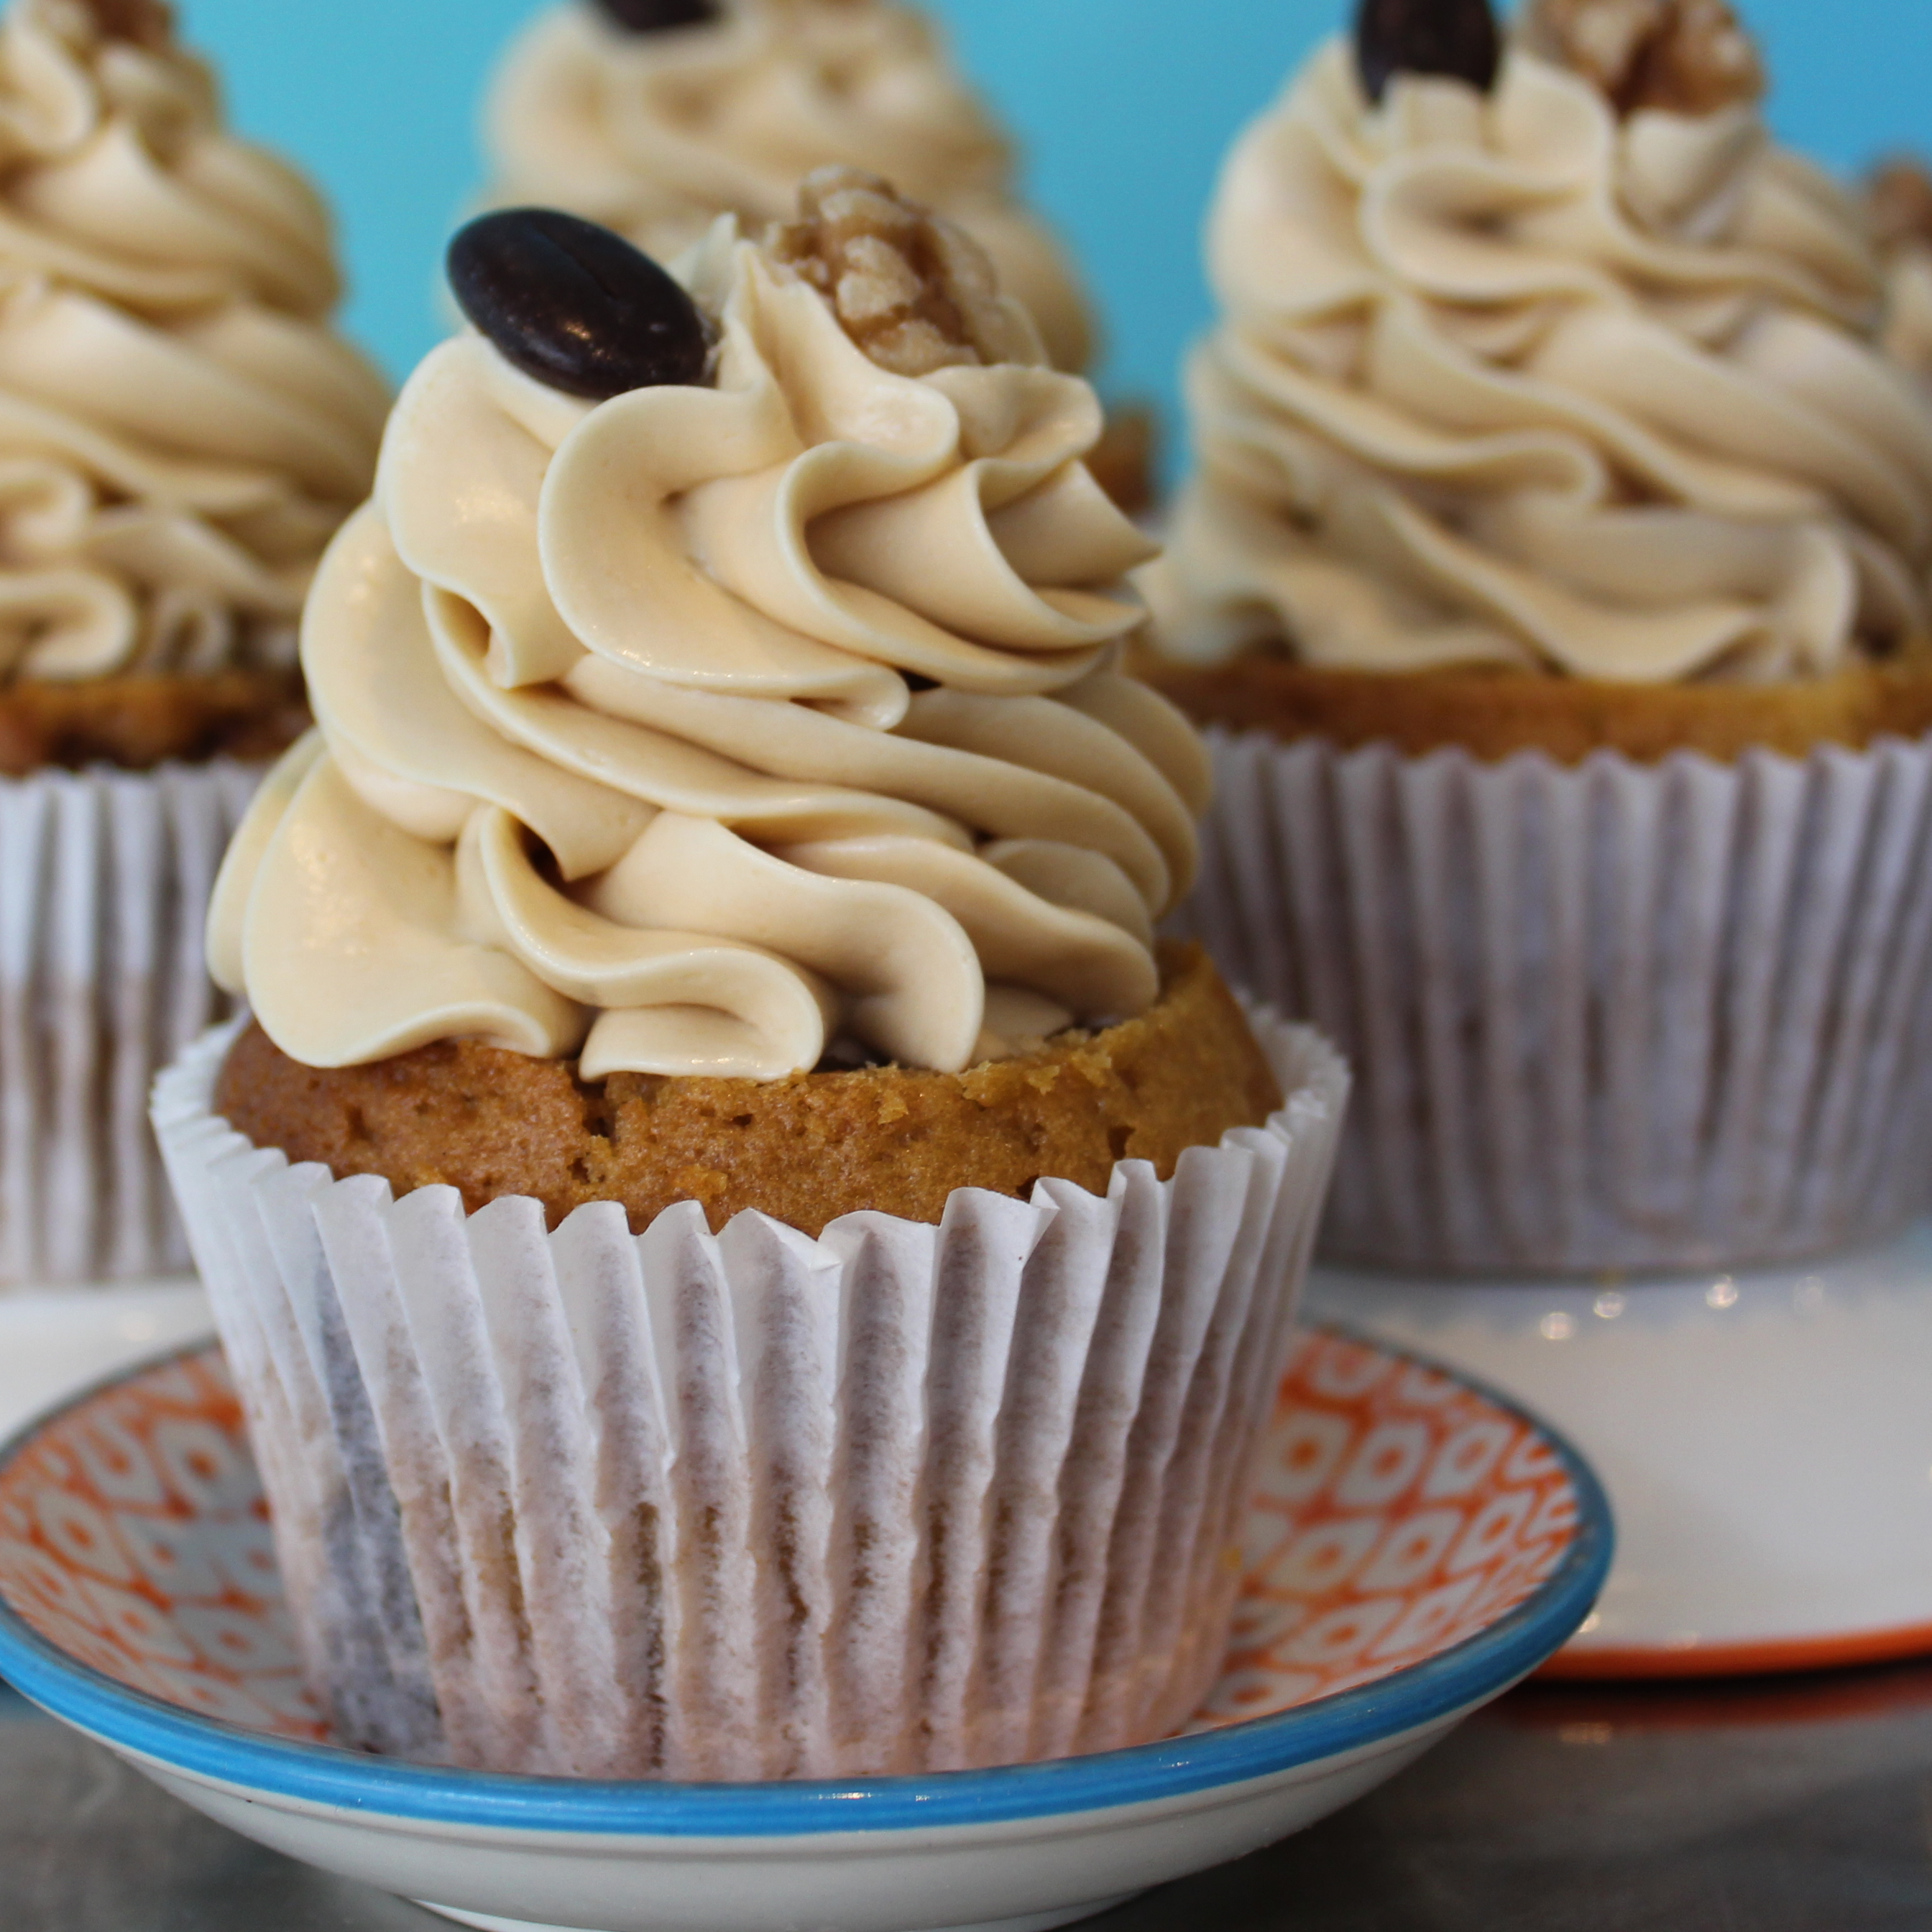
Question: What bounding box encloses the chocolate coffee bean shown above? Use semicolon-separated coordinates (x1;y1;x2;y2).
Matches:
448;208;712;400
1355;0;1500;103
593;0;719;32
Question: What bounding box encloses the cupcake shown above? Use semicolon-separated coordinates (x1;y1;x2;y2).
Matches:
152;178;1348;1777
478;0;1162;511
1145;0;1932;1271
0;0;385;1284
484;0;1092;373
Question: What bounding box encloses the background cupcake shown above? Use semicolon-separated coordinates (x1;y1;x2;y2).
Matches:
478;0;1167;510
484;0;1093;373
1147;0;1932;1272
156;183;1347;1777
0;0;385;1284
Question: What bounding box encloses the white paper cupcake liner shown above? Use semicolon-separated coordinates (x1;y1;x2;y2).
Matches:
0;758;261;1288
152;1010;1347;1780
1177;729;1932;1275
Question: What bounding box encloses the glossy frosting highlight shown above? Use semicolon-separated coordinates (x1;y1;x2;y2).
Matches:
210;224;1199;1082
0;0;387;681
484;0;1095;374
1156;37;1932;684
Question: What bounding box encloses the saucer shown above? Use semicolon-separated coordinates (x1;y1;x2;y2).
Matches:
1307;1218;1932;1677
0;1325;1608;1932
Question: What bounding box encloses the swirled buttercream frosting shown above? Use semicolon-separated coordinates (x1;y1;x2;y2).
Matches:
1154;30;1932;684
0;0;387;682
208;205;1202;1083
484;0;1095;374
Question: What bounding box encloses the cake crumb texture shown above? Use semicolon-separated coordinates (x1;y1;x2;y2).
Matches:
215;944;1283;1236
0;670;306;776
1144;657;1932;765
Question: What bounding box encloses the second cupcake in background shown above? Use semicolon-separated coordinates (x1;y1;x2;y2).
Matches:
484;0;1094;375
0;0;385;1284
1147;0;1932;1271
156;178;1348;1779
478;0;1167;511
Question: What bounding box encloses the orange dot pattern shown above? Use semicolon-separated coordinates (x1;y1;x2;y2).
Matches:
0;1333;1583;1753
1195;1332;1580;1727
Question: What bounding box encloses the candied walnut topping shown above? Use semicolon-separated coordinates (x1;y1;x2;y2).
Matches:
80;0;175;48
1869;157;1932;257
769;165;1016;377
1522;0;1764;117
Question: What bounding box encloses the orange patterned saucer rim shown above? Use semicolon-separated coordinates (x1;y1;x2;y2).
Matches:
0;1324;1610;1930
0;1325;1611;1783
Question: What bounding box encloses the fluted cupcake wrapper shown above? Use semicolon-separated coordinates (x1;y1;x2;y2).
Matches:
1179;730;1932;1275
152;1013;1348;1781
0;758;259;1288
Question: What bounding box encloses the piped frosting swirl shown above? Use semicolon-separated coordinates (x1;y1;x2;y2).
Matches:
484;0;1095;374
0;0;387;681
209;214;1199;1082
1155;32;1932;684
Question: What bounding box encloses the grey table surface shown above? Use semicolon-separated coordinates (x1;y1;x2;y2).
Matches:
9;1660;1932;1932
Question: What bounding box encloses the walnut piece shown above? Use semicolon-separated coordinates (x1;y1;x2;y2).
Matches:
1868;157;1932;257
82;0;175;50
769;166;1013;378
1522;0;1764;117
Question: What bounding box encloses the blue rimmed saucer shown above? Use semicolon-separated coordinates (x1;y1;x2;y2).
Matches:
0;1325;1609;1932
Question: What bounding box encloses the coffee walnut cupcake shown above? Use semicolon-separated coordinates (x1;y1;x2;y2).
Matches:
0;0;383;1283
479;0;1162;512
153;178;1348;1779
486;0;1090;371
1146;0;1932;1273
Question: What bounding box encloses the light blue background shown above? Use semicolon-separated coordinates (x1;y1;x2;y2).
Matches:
187;0;1926;437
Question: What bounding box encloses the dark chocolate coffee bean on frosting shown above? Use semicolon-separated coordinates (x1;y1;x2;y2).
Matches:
1355;0;1500;103
593;0;719;33
448;208;712;400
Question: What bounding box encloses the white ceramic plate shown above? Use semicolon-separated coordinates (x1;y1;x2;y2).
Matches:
0;1327;1609;1932
1309;1215;1932;1676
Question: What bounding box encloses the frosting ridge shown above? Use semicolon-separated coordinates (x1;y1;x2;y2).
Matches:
0;0;387;681
211;221;1198;1082
484;0;1095;373
1156;37;1932;684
